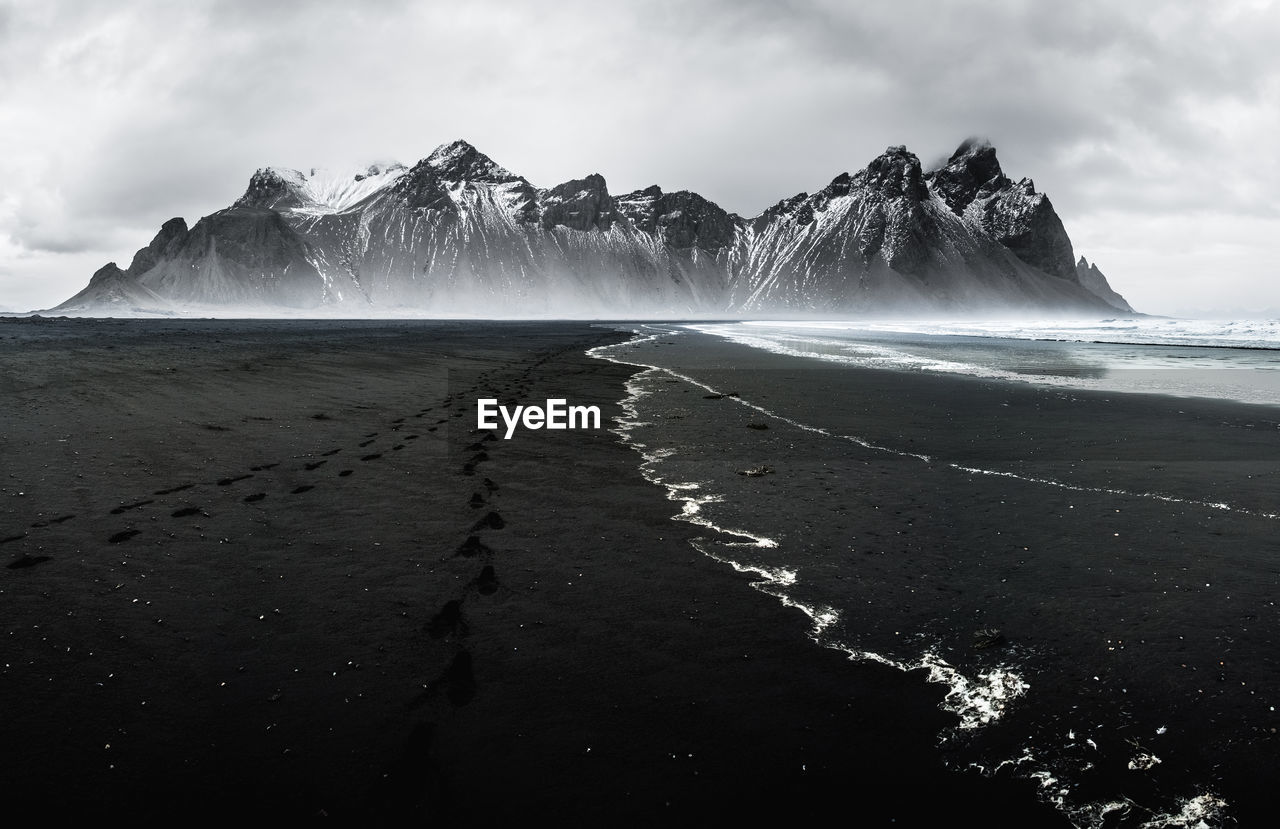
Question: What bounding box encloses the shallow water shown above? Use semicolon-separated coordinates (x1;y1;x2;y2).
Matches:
693;320;1280;406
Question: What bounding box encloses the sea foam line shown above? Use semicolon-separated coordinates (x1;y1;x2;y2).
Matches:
587;325;1231;829
594;325;1277;522
589;328;1028;733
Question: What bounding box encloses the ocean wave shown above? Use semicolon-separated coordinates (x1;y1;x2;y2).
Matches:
732;317;1280;350
692;321;1280;406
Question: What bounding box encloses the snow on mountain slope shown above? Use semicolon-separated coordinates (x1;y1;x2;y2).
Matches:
235;163;407;215
56;139;1128;317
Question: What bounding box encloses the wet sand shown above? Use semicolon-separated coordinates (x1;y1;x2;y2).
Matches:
0;318;1062;824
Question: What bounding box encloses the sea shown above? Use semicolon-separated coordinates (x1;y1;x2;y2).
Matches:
590;318;1280;829
695;319;1280;406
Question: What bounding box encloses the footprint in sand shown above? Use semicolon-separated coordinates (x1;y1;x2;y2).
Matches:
218;474;254;486
110;499;153;515
426;600;467;639
321;448;342;457
7;554;51;570
304;460;327;471
368;722;447;817
154;484;193;495
470;511;504;531
474;565;498;595
243;493;266;503
455;535;491;558
249;463;279;472
108;529;140;543
171;506;204;517
433;651;477;707
338;470;354;477
359;440;377;448
291;485;314;494
30;514;76;529
361;453;382;461
468;493;485;508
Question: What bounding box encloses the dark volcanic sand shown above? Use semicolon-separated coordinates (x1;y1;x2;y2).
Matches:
0;318;1063;825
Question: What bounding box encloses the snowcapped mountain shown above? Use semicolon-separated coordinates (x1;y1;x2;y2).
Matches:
55;138;1134;316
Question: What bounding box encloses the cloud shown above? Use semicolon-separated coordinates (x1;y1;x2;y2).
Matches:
1;0;1278;311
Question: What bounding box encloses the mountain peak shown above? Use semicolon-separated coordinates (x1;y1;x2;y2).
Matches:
924;142;1077;281
927;138;1009;214
856;145;928;201
936;137;1001;183
952;135;995;157
426;139;479;164
234;167;308;211
425;139;520;184
613;186;735;250
540;173;616;232
1075;256;1134;313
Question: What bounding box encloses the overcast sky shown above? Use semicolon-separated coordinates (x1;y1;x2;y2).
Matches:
1;0;1277;314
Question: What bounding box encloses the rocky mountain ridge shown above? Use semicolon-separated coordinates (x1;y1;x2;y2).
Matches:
1076;256;1134;313
55;138;1134;316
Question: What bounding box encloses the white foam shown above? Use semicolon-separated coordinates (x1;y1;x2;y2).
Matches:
948;464;1276;521
1128;752;1162;771
734;317;1280;350
1136;794;1228;829
589;327;1028;735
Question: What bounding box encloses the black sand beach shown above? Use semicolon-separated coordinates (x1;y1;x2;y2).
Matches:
0;318;1066;825
5;317;1277;825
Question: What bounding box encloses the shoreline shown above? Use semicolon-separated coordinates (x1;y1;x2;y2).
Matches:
590;324;1280;826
